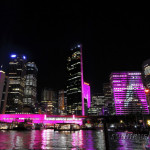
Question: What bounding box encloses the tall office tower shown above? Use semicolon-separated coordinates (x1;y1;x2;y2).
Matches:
0;70;9;114
41;88;58;114
103;83;115;115
23;62;38;113
103;83;112;101
58;90;67;115
88;94;105;116
66;44;91;115
6;54;26;114
110;72;149;115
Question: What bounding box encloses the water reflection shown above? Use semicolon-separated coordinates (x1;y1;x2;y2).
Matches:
0;129;106;149
3;129;150;149
109;132;150;150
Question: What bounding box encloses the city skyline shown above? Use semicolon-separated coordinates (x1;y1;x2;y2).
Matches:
0;2;150;94
1;2;150;150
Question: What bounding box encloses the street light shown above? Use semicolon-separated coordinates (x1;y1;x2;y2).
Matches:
145;89;150;93
147;120;150;126
120;120;123;123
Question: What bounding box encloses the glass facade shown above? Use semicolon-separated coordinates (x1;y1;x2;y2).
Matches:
6;55;26;113
23;62;38;109
66;44;91;115
66;45;83;115
111;72;149;115
41;89;58;115
58;90;67;115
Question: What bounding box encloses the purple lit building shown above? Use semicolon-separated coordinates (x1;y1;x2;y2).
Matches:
83;82;91;109
110;72;149;115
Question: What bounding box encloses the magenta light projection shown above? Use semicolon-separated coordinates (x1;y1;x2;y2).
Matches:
111;72;149;115
83;82;91;108
0;114;83;125
80;44;85;116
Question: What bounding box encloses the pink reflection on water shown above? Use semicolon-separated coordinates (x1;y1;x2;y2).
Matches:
72;130;84;149
41;130;52;149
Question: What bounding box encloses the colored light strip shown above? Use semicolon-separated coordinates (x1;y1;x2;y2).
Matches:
0;114;83;125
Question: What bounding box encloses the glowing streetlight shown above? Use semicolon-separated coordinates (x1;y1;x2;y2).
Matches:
145;89;150;93
147;120;150;126
120;120;123;123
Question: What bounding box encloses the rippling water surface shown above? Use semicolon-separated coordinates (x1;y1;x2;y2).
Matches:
0;130;150;149
0;129;105;149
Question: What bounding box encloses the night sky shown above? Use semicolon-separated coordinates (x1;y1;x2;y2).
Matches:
0;2;150;97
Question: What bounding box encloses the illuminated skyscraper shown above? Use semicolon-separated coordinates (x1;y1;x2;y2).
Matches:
23;62;38;112
41;88;58;114
6;54;26;113
110;72;149;115
58;90;67;115
66;44;91;115
103;83;115;115
0;70;9;114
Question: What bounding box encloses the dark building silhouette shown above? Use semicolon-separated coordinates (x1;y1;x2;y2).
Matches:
0;70;9;114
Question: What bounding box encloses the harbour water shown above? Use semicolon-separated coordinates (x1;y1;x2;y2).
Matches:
0;129;149;149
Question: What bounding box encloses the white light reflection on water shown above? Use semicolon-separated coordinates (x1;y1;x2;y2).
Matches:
1;130;149;149
109;132;150;150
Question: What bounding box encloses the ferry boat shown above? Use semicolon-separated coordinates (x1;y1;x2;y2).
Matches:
54;123;80;131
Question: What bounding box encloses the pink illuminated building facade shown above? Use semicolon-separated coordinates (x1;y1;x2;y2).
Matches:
83;82;91;114
66;44;91;115
110;72;149;115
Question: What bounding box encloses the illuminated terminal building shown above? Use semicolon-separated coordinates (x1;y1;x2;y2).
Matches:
110;72;149;115
66;44;91;115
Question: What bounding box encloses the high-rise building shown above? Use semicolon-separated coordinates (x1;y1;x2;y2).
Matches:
23;62;38;113
103;83;115;115
103;83;112;101
66;44;91;115
110;72;149;115
6;54;26;113
41;88;58;114
142;59;150;110
88;94;105;116
58;90;67;115
0;70;9;114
